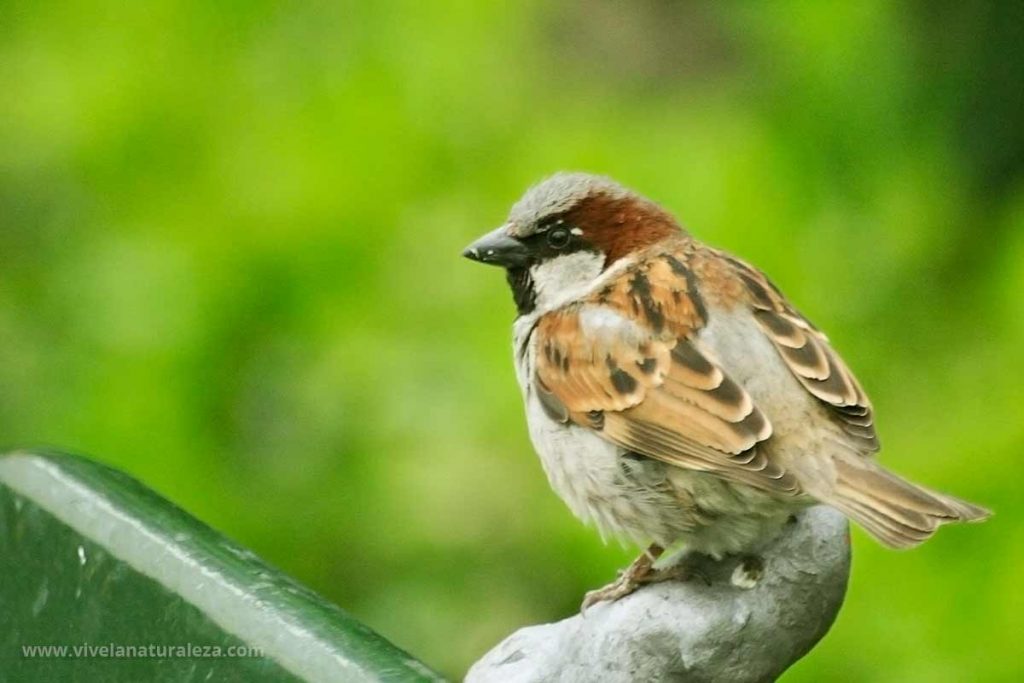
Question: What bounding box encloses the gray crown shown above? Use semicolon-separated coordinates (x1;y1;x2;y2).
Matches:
506;172;631;236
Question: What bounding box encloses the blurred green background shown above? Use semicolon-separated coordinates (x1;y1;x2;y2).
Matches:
2;1;1022;680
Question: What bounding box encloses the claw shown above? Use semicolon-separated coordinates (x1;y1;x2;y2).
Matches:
580;545;662;614
580;575;641;614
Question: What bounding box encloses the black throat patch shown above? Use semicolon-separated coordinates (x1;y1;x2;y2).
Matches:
505;267;537;315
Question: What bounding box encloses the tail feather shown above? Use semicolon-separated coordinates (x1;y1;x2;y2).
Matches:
826;458;991;549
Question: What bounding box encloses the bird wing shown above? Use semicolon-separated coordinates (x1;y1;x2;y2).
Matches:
532;248;801;494
715;251;879;453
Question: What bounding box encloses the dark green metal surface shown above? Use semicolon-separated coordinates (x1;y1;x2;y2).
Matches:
0;451;445;683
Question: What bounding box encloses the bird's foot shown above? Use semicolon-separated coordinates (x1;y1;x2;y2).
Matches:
580;575;639;612
580;546;720;613
582;544;705;613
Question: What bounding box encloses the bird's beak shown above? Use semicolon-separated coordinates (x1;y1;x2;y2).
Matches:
462;225;531;268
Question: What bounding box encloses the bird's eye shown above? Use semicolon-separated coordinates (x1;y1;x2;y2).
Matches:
547;226;571;250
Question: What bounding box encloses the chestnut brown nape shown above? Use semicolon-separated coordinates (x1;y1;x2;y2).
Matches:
503;172;686;266
564;193;684;266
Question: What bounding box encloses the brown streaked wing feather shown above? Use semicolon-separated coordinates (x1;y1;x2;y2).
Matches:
533;249;800;495
723;252;880;453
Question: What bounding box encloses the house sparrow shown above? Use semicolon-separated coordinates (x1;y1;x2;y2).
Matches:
463;172;990;608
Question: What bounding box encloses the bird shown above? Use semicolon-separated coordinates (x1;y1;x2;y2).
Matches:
462;172;990;609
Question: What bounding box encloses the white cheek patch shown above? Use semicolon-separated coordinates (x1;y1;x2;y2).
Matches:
529;252;606;310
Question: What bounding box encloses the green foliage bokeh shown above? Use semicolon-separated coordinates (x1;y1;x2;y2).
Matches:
2;2;1021;680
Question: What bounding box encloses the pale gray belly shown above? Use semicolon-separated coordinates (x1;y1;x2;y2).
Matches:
522;389;688;548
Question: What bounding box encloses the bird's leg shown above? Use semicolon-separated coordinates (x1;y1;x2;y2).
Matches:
581;544;665;612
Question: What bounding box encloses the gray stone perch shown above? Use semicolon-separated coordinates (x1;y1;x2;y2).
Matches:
467;506;850;683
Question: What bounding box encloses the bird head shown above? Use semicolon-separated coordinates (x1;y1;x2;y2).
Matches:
463;173;686;315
